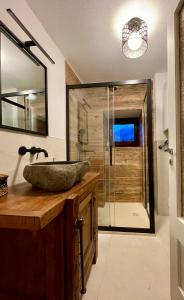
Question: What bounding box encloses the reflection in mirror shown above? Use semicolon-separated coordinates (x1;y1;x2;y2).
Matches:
0;25;47;135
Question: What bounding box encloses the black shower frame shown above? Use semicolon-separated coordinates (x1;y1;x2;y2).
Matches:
66;79;155;234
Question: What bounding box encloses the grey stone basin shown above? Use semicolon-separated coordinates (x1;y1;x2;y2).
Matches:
23;161;90;192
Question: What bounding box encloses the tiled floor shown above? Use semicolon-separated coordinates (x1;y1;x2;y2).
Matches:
83;216;170;300
98;202;149;228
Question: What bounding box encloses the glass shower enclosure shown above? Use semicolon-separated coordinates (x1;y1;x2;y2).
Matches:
66;80;154;233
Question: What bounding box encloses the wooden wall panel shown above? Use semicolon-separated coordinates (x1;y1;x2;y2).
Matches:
107;148;143;203
65;62;81;85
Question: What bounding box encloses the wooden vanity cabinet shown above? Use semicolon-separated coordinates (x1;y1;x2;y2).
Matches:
0;172;99;300
0;210;66;300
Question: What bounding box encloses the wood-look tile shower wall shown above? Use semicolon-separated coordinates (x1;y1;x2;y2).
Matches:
108;86;145;204
86;86;146;205
108;147;143;203
66;62;82;161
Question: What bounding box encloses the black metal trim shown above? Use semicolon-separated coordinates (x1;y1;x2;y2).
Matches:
0;22;48;136
76;218;87;294
0;21;41;66
0;124;47;136
1;97;26;109
109;146;112;166
24;41;36;48
98;226;153;234
66;79;155;234
7;9;55;64
45;63;49;136
66;87;70;161
143;97;148;212
146;79;155;233
67;79;147;89
1;89;45;98
0;27;2;128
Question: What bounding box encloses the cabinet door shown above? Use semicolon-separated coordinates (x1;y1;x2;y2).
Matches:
79;193;95;286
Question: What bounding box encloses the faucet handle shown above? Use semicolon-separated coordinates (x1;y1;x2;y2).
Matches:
18;146;27;155
30;147;37;155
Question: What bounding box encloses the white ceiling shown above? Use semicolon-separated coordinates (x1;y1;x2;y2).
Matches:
27;0;168;83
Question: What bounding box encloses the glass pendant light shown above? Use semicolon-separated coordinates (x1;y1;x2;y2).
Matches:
122;17;148;58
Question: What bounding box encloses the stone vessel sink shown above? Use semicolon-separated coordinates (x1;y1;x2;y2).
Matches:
23;161;90;192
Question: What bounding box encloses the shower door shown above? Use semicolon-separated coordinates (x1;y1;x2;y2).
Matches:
142;94;150;214
103;86;116;227
66;80;155;233
67;86;113;227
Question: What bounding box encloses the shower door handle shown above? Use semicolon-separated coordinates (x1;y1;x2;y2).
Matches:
110;146;113;166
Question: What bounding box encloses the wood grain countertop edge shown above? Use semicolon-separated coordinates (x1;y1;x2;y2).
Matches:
0;172;100;230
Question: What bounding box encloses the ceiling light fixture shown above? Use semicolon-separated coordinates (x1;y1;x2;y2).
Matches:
26;93;37;101
122;17;148;59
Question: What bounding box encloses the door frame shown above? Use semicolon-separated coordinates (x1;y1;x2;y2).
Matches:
168;0;184;298
66;79;155;234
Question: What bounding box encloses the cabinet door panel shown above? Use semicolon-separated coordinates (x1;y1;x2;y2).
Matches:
78;193;95;290
83;201;93;254
79;194;94;256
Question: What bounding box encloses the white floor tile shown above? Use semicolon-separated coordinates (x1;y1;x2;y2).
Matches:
98;202;149;228
83;217;170;300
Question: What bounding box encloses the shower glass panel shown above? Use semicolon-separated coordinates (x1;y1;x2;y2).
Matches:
67;80;154;233
104;87;116;227
143;95;150;215
110;84;150;229
68;87;111;226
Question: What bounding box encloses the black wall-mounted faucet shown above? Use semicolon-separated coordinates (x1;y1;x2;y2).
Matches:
18;146;48;159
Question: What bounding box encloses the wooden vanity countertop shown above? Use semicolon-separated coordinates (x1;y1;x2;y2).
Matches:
0;172;99;231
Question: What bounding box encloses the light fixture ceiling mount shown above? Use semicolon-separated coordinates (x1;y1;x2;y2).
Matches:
122;17;148;59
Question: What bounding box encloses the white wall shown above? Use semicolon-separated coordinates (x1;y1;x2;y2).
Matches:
0;0;66;185
154;72;168;140
154;72;169;216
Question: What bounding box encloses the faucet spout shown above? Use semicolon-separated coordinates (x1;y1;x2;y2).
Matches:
40;149;48;157
30;147;48;158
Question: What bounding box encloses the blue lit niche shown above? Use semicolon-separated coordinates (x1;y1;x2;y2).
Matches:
112;124;135;142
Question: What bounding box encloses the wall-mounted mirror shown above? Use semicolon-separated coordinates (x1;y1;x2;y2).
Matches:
0;23;48;135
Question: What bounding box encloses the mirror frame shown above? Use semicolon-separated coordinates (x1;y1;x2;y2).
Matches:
0;21;48;136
